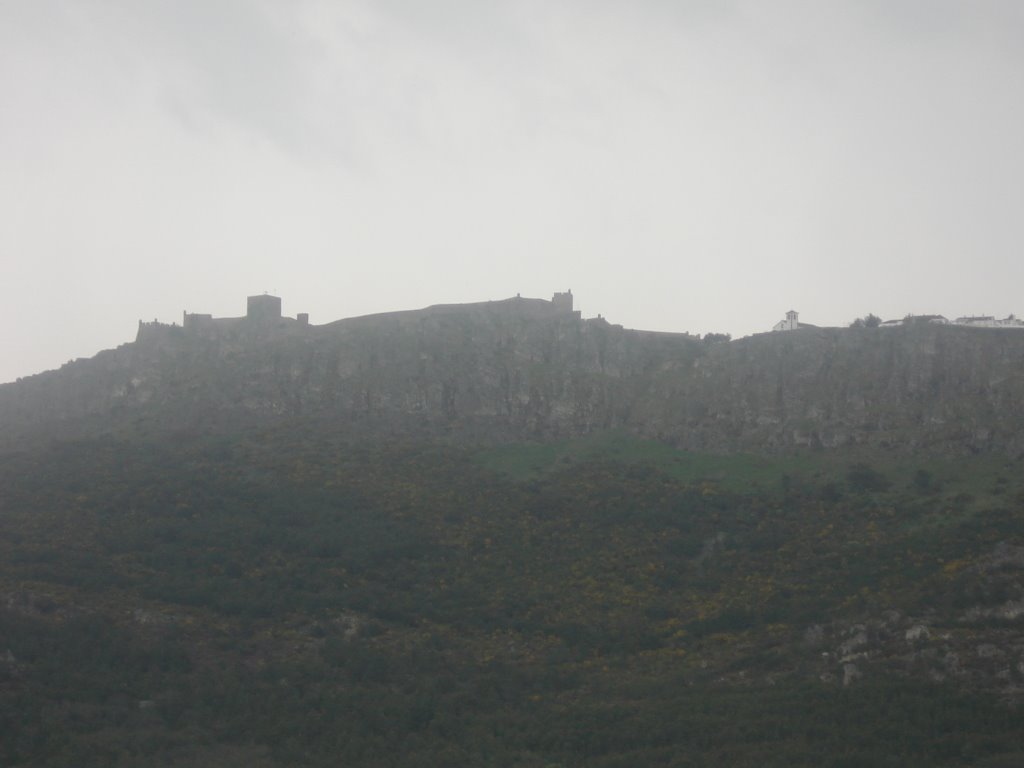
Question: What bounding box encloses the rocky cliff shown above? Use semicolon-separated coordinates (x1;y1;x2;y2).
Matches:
4;298;1024;454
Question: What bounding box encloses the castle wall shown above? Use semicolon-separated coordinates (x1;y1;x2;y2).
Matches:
183;312;214;331
135;320;178;343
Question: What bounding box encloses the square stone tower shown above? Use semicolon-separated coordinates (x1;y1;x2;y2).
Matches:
247;294;282;323
552;290;574;313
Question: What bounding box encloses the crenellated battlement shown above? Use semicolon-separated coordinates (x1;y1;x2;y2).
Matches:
135;319;179;343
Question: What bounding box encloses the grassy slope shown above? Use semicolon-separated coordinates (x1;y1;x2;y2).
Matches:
1;430;1023;766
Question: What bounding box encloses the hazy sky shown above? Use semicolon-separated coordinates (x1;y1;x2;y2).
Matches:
3;1;1024;383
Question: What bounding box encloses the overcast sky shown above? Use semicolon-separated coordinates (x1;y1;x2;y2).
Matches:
3;1;1024;383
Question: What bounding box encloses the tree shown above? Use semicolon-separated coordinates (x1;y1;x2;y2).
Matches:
702;332;732;344
849;314;881;328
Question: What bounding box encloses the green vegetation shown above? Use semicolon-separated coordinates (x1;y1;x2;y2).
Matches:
849;314;882;328
478;431;794;490
478;432;1022;507
1;430;1023;766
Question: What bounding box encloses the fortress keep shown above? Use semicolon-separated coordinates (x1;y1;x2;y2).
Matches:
247;294;282;323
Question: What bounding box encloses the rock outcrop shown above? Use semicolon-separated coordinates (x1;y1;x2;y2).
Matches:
4;297;1024;454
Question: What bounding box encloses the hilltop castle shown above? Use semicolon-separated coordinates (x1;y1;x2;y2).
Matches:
136;291;579;343
179;293;310;333
136;293;307;342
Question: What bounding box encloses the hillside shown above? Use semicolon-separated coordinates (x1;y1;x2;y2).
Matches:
4;297;1024;765
3;296;1024;455
2;429;1024;766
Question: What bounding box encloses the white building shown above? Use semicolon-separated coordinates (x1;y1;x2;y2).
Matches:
879;314;949;327
773;310;800;332
954;315;1024;328
875;313;1024;329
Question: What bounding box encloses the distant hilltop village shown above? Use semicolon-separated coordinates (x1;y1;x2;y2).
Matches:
136;291;583;343
137;295;1024;345
773;310;1024;332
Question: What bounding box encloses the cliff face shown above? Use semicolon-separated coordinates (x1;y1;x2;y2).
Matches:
641;323;1024;454
4;300;1024;454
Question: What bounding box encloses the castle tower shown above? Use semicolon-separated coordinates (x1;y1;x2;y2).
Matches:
552;290;573;313
247;294;282;323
